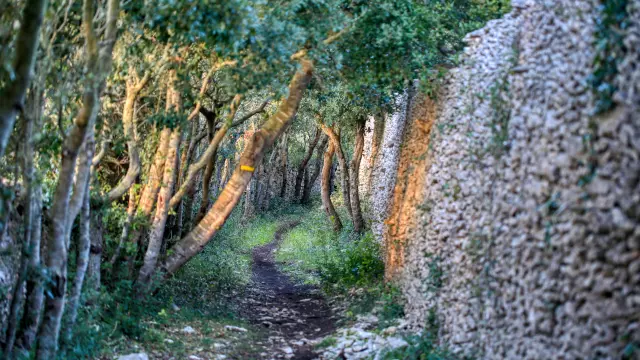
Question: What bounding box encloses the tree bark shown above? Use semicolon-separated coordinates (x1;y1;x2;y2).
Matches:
136;126;181;294
320;124;352;220
0;0;48;158
322;142;342;231
293;127;321;199
14;87;45;357
301;135;328;204
126;126;171;274
160;58;313;277
106;69;150;202
279;132;289;198
3;106;37;357
36;0;119;356
63;178;91;342
350;119;365;233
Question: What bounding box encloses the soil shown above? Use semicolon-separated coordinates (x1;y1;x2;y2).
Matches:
234;221;336;359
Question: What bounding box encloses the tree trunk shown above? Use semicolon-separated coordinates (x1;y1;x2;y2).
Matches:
136;126;181;294
0;0;47;158
106;70;149;202
109;185;137;275
14;88;45;356
350;120;365;233
321;124;352;220
279;132;289;198
322;142;342;231
86;209;104;293
294;127;321;199
160;58;313;278
126;127;171;274
301;135;327;204
63;179;91;342
14;184;43;355
3;107;37;357
36;0;120;355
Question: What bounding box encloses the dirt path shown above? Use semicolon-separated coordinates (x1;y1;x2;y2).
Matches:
236;221;335;359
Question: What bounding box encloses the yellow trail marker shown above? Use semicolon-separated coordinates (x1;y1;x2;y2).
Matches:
240;165;255;172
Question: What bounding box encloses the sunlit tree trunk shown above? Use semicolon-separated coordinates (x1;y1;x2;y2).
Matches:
160;58;313;277
136;126;181;294
322;142;342;231
350;119;365;233
0;0;48;158
294;127;321;199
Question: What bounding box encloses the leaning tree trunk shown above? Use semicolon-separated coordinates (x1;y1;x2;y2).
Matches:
321;142;342;231
136;127;181;294
0;0;47;159
126;126;171;274
294;127;321;199
301;135;328;204
159;58;313;278
350;119;365;233
36;0;119;356
321;124;352;220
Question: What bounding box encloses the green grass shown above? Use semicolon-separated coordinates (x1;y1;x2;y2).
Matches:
275;198;384;290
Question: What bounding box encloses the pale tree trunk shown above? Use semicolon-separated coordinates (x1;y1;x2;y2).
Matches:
279;131;289;198
127;126;171;273
0;0;47;158
301;135;327;204
367;113;384;194
294;127;320;199
322;142;342;231
63;179;91;343
160;58;313;277
109;186;137;277
106;69;150;202
36;0;119;356
135;70;182;293
174;120;198;238
350;119;365;233
136;127;181;294
3;107;37;357
321;124;352;220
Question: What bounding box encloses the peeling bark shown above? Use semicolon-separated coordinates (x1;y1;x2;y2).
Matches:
322;142;342;231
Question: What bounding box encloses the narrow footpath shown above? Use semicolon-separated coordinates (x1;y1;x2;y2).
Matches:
235;221;336;359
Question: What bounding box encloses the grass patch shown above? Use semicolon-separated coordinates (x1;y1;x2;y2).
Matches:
275;199;384;290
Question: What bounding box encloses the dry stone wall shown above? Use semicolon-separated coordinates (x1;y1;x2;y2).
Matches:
383;1;640;359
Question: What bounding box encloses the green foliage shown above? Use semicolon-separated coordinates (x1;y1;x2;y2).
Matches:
345;284;406;329
589;0;630;114
276;202;384;288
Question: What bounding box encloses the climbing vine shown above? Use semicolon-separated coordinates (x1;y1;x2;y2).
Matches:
589;0;629;114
